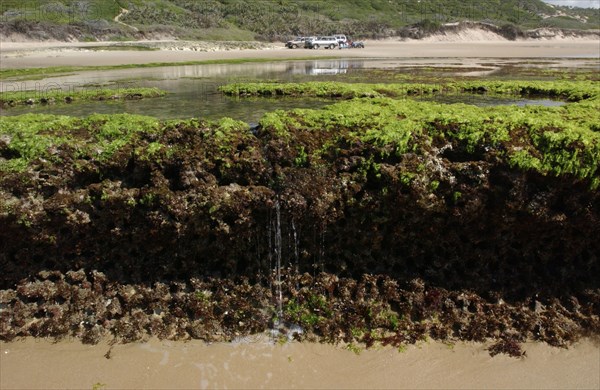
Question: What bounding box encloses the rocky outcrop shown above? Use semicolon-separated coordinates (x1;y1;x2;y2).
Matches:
1;269;598;354
1;85;599;351
1;106;598;301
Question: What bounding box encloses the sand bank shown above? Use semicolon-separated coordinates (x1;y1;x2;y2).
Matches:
1;39;599;70
1;337;598;389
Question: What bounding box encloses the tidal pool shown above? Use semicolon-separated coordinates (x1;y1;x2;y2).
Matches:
0;58;584;121
415;94;566;107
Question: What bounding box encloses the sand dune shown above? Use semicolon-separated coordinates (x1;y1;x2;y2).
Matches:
420;27;508;42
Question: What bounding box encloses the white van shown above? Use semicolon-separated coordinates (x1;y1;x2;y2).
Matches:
306;36;338;49
334;35;347;44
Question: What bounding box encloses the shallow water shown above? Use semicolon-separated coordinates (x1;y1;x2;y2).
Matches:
0;58;581;121
0;61;356;121
415;94;566;107
0;93;335;123
1;337;598;389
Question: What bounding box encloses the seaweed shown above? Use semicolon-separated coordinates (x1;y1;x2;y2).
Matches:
0;87;166;108
1;270;597;358
487;338;526;358
1;79;599;358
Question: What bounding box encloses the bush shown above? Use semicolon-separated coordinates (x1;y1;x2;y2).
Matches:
499;23;524;40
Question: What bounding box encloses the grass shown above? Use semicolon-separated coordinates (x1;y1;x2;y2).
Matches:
82;45;160;52
0;0;121;23
1;0;596;43
0;87;166;108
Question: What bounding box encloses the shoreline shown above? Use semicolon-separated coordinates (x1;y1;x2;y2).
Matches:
1;39;599;70
1;337;599;389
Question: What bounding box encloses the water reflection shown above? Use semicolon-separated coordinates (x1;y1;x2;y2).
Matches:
291;60;353;75
0;60;366;121
0;93;336;122
415;94;566;107
0;60;367;92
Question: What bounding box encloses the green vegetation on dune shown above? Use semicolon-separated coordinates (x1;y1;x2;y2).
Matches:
0;0;122;23
83;45;160;51
1;0;597;42
0;87;166;108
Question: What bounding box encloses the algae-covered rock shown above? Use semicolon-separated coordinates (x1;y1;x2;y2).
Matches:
0;83;599;300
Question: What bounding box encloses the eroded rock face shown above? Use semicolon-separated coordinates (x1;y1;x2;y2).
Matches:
1;270;598;355
0;114;598;302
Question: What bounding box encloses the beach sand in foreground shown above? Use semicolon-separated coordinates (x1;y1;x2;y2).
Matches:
1;337;599;389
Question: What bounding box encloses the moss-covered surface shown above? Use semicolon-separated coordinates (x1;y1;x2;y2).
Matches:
220;80;600;102
223;81;600;187
0;87;166;108
344;66;600;83
1;79;599;354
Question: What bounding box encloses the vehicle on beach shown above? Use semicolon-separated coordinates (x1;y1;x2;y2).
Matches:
286;37;313;49
305;36;338;49
334;35;347;44
338;39;365;49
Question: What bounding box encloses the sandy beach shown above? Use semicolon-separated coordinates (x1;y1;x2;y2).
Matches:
1;337;599;389
1;39;599;70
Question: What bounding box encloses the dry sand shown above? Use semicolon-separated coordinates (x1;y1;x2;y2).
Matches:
1;337;599;389
1;39;599;70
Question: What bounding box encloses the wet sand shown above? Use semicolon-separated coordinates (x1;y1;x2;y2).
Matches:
1;337;598;389
1;39;599;69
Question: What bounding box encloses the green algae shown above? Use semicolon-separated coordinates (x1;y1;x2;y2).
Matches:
222;80;600;188
0;87;166;108
219;80;600;102
1;79;599;188
256;97;599;184
0;113;254;173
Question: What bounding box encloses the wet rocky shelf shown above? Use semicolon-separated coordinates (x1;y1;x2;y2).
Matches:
1;269;598;358
0;80;599;355
0;87;166;108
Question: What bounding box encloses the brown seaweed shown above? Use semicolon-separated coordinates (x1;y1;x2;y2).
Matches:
1;269;598;357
